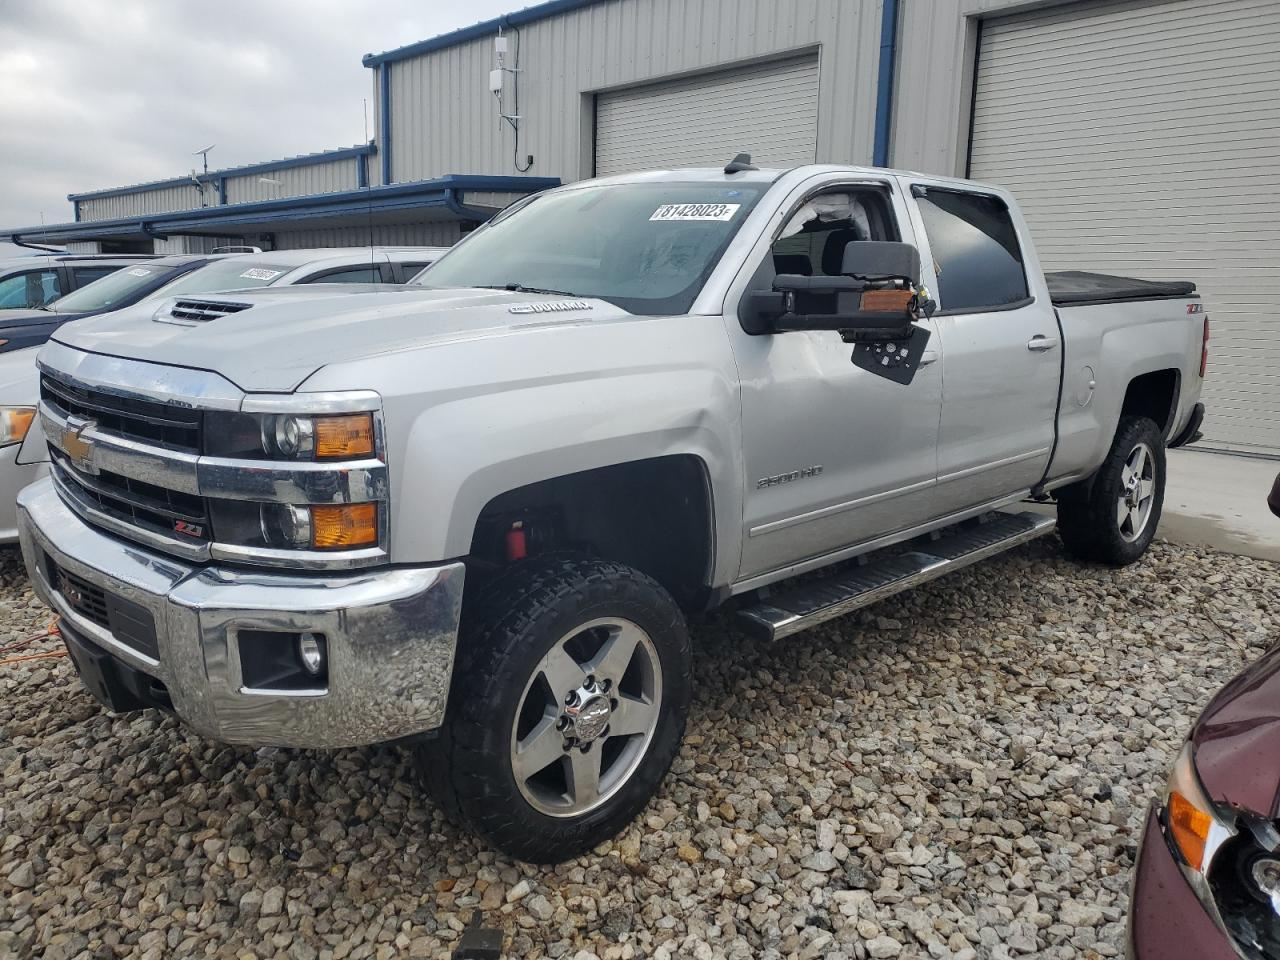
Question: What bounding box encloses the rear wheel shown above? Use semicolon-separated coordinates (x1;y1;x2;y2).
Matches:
414;556;691;863
1057;415;1165;566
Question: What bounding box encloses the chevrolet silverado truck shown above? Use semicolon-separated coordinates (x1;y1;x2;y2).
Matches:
16;160;1208;862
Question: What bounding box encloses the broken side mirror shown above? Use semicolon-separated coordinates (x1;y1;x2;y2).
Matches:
772;241;924;339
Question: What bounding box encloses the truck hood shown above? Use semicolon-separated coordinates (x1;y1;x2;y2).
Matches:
51;286;631;392
1192;643;1280;817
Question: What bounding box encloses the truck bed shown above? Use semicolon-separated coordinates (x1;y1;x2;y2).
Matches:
1046;270;1197;306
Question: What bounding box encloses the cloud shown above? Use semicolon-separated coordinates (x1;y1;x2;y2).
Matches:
0;0;518;231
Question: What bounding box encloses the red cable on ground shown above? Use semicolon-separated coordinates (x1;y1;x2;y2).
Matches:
0;617;66;667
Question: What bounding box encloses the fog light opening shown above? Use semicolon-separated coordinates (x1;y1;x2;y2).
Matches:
298;632;326;676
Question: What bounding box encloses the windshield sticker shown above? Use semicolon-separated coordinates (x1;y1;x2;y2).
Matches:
127;267;154;277
239;268;283;281
649;203;741;222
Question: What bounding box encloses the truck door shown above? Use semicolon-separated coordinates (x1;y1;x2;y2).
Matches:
903;180;1059;514
725;178;942;582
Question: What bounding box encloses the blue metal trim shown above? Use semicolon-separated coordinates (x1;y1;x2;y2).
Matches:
4;175;561;243
67;143;378;202
443;188;499;221
357;154;368;189
873;0;901;167
362;0;606;67
379;65;392;185
73;201;80;223
218;177;228;205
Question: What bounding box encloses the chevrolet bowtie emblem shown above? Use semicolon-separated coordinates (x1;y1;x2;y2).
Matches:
61;417;99;475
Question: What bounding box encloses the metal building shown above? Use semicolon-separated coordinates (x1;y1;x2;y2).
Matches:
3;0;1275;452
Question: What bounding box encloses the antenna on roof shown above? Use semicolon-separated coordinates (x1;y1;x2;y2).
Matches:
724;153;757;174
194;144;215;175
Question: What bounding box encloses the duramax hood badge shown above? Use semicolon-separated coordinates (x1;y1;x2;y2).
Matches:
508;300;593;314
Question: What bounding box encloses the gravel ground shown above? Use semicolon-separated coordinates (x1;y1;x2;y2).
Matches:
1;537;1277;960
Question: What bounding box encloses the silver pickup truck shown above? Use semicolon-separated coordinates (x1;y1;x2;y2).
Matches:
16;161;1207;862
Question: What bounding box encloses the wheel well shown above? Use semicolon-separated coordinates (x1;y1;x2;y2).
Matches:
469;455;715;610
1121;369;1179;437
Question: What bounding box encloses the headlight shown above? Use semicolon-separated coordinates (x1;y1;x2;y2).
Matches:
0;406;36;447
206;411;377;461
1162;741;1237;923
1165;741;1236;872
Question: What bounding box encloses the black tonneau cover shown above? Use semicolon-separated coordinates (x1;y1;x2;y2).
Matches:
1046;270;1197;306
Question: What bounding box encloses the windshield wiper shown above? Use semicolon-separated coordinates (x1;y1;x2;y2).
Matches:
476;283;582;298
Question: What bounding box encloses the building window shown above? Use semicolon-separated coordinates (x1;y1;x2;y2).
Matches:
916;190;1028;312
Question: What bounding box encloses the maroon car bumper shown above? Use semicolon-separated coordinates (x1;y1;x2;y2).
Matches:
1128;807;1238;960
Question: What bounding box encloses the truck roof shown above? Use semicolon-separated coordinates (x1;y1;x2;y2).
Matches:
577;163;1009;197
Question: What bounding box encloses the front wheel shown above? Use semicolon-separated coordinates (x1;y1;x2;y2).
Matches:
414;556;692;863
1057;414;1166;566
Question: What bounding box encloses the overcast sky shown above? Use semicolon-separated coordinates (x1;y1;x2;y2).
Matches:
0;0;518;256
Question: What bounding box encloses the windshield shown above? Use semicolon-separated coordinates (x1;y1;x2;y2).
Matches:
417;181;767;315
46;264;176;313
142;259;293;302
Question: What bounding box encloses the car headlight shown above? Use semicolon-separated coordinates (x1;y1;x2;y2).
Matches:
1166;741;1236;871
1163;741;1238;921
205;411;377;461
0;406;36;447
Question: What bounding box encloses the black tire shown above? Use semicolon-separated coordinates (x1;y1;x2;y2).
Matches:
414;556;692;863
1056;415;1166;566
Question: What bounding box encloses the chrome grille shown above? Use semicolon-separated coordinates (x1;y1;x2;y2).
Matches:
40;374;201;454
37;344;389;570
50;450;210;543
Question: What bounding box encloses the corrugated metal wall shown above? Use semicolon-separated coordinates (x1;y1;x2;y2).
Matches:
891;0;1067;176
272;222;462;249
152;236;249;255
224;159;358;204
76;157;363;223
967;0;1280;453
386;0;882;183
78;183;209;222
593;53;820;175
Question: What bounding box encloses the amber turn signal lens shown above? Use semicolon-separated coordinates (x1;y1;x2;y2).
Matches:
315;413;375;459
1;407;36;445
310;503;378;549
1168;790;1212;870
860;289;914;312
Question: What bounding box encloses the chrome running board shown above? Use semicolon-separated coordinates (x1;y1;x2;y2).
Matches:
736;511;1056;642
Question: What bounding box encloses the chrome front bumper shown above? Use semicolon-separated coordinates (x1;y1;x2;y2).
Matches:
17;477;464;749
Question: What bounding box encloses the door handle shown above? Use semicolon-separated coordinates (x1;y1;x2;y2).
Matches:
1027;336;1060;352
919;350;939;366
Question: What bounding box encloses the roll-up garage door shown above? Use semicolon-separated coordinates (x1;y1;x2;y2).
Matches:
594;54;819;177
968;0;1280;454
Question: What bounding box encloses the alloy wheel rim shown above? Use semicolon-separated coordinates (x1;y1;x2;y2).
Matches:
510;617;662;818
1117;441;1156;542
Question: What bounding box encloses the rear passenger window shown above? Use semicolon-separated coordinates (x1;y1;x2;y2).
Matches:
303;267;382;284
72;266;119;287
916;189;1028;312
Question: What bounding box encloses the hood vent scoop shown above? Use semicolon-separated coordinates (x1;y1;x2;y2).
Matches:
157;299;253;326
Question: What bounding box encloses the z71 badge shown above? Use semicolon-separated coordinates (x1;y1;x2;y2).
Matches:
757;465;823;489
